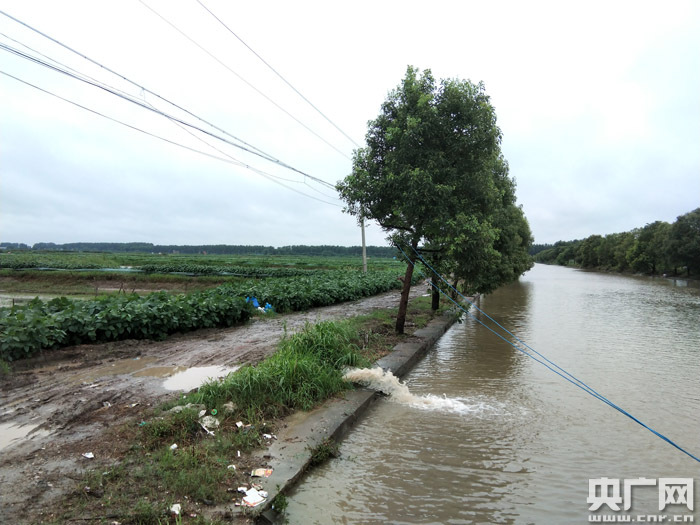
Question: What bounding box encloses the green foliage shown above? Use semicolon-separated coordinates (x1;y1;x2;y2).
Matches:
308;437;340;466
339;67;503;244
139;263;319;277
272;491;289;513
534;208;700;276
338;66;533;318
131;499;162;525
23;242;397;257
0;262;412;361
0;250;401;274
667;208;700;275
140;407;202;450
227;269;413;314
193;320;366;418
0;288;254;361
0;252;107;270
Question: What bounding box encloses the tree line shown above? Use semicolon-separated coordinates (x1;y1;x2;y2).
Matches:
534;208;700;276
0;243;397;258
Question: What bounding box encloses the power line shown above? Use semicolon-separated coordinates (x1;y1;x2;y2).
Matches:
396;242;700;464
138;0;352;162
195;0;361;150
0;9;270;162
0;68;341;207
0;33;336;192
0;9;336;190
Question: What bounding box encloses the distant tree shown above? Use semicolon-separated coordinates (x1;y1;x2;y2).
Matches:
26;243;396;258
554;242;579;266
338;66;532;332
626;221;671;274
529;243;554;256
612;232;635;272
667;208;700;276
577;235;604;268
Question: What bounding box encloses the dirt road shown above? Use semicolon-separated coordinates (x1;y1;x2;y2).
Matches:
0;285;426;523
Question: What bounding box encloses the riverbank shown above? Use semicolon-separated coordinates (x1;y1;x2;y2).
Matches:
534;261;699;281
0;285;458;524
282;264;700;523
249;303;462;523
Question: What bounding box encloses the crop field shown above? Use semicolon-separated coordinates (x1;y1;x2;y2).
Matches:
0;251;412;361
0;250;399;271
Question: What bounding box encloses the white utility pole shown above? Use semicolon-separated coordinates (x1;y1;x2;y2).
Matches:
361;216;367;273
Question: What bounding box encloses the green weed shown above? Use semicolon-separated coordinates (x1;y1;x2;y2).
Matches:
308;437;340;466
193;320;367;419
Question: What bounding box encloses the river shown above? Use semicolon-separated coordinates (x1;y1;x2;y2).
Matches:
285;263;700;524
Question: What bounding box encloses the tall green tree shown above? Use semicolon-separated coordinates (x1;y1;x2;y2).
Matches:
668;208;700;276
338;66;532;332
626;221;671;274
577;235;603;268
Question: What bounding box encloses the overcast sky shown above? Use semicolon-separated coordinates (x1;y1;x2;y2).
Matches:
1;0;698;247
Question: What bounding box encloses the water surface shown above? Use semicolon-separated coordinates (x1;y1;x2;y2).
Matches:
287;264;700;523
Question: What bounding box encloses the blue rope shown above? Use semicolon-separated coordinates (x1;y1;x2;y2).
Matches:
396;243;700;464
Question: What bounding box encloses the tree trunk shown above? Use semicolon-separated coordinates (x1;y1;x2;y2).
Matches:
431;275;440;310
395;243;418;334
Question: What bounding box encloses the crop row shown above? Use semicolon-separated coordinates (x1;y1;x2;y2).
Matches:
0;258;321;277
138;263;318;277
229;269;411;313
0;258;103;270
0;289;253;362
0;268;414;362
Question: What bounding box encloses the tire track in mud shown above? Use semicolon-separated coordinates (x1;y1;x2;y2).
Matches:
0;285;427;523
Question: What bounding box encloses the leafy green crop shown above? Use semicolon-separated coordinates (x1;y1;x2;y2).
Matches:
0;289;253;361
225;269;412;313
0;268;416;361
138;263;318;277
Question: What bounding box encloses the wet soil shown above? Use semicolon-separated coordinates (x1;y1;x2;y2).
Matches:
0;285;426;524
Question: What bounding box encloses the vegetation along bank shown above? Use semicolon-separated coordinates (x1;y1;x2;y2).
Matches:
531;207;700;277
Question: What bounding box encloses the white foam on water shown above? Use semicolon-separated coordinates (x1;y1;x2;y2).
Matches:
343;367;501;416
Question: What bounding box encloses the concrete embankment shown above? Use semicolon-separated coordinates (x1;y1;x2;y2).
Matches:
246;308;463;522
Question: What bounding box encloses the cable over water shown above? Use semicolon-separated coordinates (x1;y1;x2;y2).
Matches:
395;243;700;464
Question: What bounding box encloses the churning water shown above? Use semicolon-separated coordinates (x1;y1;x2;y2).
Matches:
287;264;700;524
343;367;511;417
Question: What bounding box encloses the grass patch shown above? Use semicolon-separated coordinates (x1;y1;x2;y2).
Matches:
348;293;454;361
191;320;369;419
48;320;369;523
45;295;451;524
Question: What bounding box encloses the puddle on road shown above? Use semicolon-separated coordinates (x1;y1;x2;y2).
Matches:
0;422;51;452
162;366;239;391
132;365;188;378
69;357;159;385
68;359;235;391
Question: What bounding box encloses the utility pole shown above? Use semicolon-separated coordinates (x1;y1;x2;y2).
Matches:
361;216;367;273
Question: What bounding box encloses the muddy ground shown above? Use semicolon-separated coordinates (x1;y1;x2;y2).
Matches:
0;285;426;523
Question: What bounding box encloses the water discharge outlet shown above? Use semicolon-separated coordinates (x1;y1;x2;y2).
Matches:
343;367;487;415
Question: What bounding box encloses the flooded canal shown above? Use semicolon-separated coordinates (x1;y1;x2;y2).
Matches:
286;264;700;523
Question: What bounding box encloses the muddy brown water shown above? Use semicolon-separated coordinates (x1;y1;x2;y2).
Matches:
286;264;700;524
0;285;426;523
